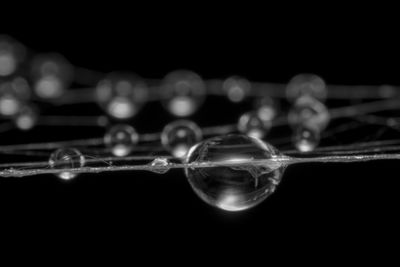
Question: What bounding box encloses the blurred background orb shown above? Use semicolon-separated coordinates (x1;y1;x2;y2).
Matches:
161;70;206;117
0;35;26;77
286;73;327;103
96;72;148;119
237;111;272;139
288;95;330;131
0;76;31;117
185;134;286;212
293;125;320;152
222;76;251;103
254;96;278;123
31;53;74;99
13;104;38;131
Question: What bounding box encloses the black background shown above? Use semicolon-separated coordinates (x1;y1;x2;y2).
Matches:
2;14;400;261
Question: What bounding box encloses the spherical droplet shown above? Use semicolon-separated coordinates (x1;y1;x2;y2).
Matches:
0;35;25;77
13;104;38;131
104;124;139;157
96;72;148;119
185;134;286;212
222;76;251;103
161;120;202;159
0;76;31;117
293;125;320;152
149;157;170;174
31;53;73;99
49;148;85;180
288;95;330;131
286;73;327;103
238;111;271;139
162;70;205;117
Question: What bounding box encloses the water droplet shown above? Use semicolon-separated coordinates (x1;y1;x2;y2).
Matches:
14;104;38;131
0;76;31;117
254;96;278;122
161;70;205;117
104;124;139;157
161;120;202;159
222;76;250;103
96;72;148;119
286;73;327;102
293;125;320;152
238;111;271;139
49;148;85;180
31;53;73;99
149;157;170;174
0;35;25;77
288;95;330;131
185;134;286;212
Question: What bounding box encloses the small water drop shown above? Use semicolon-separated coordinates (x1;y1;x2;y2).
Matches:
161;120;202;158
149;157;170;174
104;124;139;157
238;111;271;139
49;148;85;180
293;125;320;152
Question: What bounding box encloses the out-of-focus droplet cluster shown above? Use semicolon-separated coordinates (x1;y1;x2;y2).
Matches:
0;35;340;211
286;74;328;152
161;70;206;117
223;76;251;103
96;72;148;120
0;35;25;77
31;53;73;100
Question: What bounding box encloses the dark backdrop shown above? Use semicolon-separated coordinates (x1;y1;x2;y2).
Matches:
2;21;399;261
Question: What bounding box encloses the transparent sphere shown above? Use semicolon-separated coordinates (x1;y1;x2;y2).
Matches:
288;95;330;131
161;70;206;117
13;104;38;131
149;157;170;174
161;120;202;159
293;125;320;152
49;148;85;180
286;73;327;102
222;76;251;103
185;134;286;212
0;35;25;77
104;124;139;157
254;96;278;122
31;53;73;99
0;76;31;117
96;73;148;119
238;111;272;139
